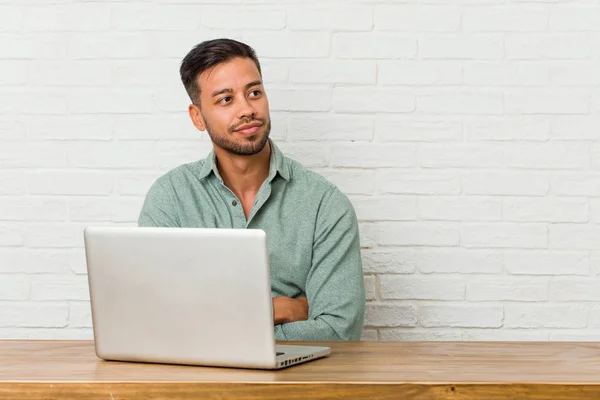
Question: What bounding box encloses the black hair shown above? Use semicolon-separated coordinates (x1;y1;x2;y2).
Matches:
179;38;262;104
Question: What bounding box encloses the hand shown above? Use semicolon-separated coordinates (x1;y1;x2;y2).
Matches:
272;296;308;325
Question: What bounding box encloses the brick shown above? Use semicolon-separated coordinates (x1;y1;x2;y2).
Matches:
0;119;25;141
260;60;289;84
464;116;549;141
419;196;502;222
504;197;588;223
0;60;27;86
0;303;68;328
359;223;378;249
111;60;180;87
26;223;86;249
364;304;417;328
375;5;461;32
467;279;547;302
550;225;600;250
464;223;547;249
334;88;415;114
419;249;503;274
418;90;503;114
419;34;503;60
287;115;374;142
69;33;153;59
30;61;111;86
378;61;462;85
552;173;600;197
69;89;154;114
361;249;418;274
245;32;330;58
551;117;600;140
115;172;160;196
351;196;418;222
0;33;67;59
0;197;66;221
28;116;113;141
550;280;600;301
591;252;600;276
0;90;68;115
112;4;199;31
0;143;68;169
463;171;549;196
277;143;330;168
592;309;600;328
154;87;191;113
549;332;600;342
0;6;23;31
376;117;462;142
550;62;600;86
463;330;549;341
29;171;113;196
549;6;600;31
374;222;461;247
463;62;549;86
361;329;378;341
334;33;417;59
24;4;110;31
0;249;69;274
377;170;460;195
201;7;285;30
332;144;416;168
69;198;144;223
419;305;503;328
0;223;25;246
268;88;331;112
505;251;590;276
69;302;92;328
68;142;156;169
419;144;503;168
381;276;465;301
463;6;548;32
379;329;462;341
505;305;587;328
288;6;372;31
506;34;591;59
67;249;88;275
364;275;377;301
315;169;374;195
31;275;89;301
506;90;589;114
505;143;590;169
589;199;600;223
155;141;212;170
290;60;376;85
0;275;30;301
26;328;93;340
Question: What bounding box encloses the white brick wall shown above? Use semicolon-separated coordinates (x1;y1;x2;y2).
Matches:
1;0;600;342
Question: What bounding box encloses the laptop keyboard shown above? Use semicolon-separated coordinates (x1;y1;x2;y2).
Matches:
276;352;285;356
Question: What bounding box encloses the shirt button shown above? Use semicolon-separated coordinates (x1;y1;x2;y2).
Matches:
232;200;238;206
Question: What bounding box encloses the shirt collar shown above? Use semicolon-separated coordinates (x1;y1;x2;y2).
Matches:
197;139;290;183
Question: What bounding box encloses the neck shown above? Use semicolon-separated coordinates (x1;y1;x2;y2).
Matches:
214;141;271;201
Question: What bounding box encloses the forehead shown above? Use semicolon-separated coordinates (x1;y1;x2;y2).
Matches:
197;57;261;95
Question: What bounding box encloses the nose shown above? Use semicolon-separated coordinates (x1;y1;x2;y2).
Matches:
236;95;255;120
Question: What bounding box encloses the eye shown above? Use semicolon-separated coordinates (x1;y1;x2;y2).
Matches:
249;90;262;98
218;96;232;105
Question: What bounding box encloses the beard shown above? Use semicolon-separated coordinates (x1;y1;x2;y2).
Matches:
205;117;271;157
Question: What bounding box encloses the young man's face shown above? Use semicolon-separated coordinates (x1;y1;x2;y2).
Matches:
190;57;271;156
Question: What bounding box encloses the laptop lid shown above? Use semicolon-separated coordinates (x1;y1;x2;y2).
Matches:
84;226;278;369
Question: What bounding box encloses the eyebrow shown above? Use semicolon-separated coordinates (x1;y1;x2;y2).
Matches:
211;80;263;97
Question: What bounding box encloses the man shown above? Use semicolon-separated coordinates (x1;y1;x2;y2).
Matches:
138;38;365;341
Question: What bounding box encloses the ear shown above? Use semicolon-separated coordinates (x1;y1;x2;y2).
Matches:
188;103;206;131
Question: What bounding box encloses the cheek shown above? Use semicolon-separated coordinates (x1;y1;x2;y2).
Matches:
206;107;236;132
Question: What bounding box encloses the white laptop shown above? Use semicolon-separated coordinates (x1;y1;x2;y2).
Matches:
83;226;331;370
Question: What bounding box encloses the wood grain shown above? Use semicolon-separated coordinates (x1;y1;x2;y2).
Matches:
1;340;600;399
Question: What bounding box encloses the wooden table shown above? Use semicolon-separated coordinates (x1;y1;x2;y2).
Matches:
1;340;600;399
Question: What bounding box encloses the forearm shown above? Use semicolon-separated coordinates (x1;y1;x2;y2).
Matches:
274;313;363;341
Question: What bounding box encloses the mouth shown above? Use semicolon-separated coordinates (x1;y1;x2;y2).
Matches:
233;121;262;136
